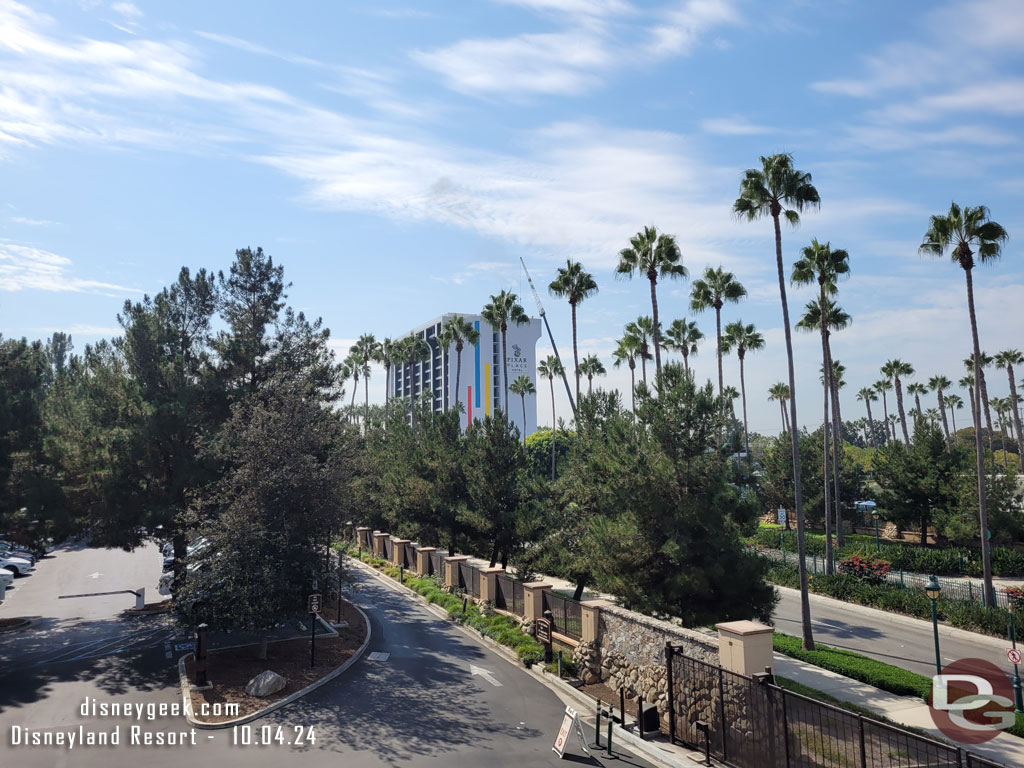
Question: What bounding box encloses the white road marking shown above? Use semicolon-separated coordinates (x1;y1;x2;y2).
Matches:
368;652;390;661
88;572;104;579
470;664;503;687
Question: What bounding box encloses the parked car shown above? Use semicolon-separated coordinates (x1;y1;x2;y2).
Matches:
0;567;13;589
0;541;37;566
0;553;34;576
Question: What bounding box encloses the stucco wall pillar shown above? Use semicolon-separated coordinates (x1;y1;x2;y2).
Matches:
478;567;504;603
390;538;408;567
522;582;552;624
580;599;610;645
416;546;435;576
355;527;372;550
444;555;469;588
372;532;388;557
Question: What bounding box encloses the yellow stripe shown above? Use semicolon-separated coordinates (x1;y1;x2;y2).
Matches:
484;363;492;416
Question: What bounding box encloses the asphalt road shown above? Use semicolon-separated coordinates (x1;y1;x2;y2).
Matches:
772;586;1018;679
1;546;654;768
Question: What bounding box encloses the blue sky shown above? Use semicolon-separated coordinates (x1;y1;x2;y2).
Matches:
1;0;1022;434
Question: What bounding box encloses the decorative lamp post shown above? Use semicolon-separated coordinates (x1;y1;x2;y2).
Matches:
1009;598;1024;713
872;510;881;554
925;575;942;676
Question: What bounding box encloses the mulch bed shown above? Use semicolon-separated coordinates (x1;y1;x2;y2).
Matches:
184;598;366;722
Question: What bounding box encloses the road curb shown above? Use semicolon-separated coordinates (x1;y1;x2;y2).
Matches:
177;600;372;730
349;557;709;768
774;584;1011;648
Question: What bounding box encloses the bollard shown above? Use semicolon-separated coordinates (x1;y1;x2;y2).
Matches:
697;720;711;766
195;623;209;687
637;697;644;740
557;650;562;678
594;699;602;748
606;718;614;758
619;687;626;725
135;587;145;610
399;565;404;584
462;597;468;614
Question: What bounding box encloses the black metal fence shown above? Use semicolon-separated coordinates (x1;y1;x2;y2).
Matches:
384;537;394;561
543;591;582;639
665;648;1011;768
404;544;417;570
429;549;447;577
459;561;480;597
495;572;525;615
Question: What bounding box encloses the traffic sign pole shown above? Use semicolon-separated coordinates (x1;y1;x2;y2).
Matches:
1009;607;1023;713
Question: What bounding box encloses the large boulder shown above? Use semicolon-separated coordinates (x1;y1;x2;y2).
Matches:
244;670;287;698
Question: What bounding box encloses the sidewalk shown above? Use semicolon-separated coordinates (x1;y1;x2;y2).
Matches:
776;653;1023;765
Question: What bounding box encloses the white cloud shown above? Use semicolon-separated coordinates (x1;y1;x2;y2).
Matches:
647;0;738;58
701;116;773;135
110;2;141;19
0;241;141;294
10;215;60;226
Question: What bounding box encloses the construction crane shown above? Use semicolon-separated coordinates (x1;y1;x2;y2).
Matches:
519;256;577;419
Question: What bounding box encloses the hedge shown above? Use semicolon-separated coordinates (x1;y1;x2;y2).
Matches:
753;524;1024;577
774;634;1024;739
343;546;546;667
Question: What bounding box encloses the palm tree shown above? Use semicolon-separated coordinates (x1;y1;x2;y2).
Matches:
721;321;764;460
874;379;894;442
664;318;703;373
375;337;397;423
354;333;379;428
537;355;564;479
857;387;879;449
882;359;914;444
344;350;361;414
579;354;606;395
612;334;644;412
994;350;1024;462
624;317;655;386
509;375;535;444
920;202;1008;609
440;316;480;420
482;290;529;420
723;385;740;419
734;153;820;650
965;352;996;455
549;260;598;401
992;396;1010;467
946;393;965;436
907;382;929;419
928;375;953;447
615;226;686;375
690;266;747;399
401;334;431;427
768;382;791;433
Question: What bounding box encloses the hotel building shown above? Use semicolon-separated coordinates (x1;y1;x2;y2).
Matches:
391;313;542;438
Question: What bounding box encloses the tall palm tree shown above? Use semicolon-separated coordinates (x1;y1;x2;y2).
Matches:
615;226;686;376
723;385;740;419
354;333;379;428
509;375;535;444
874;379;894;442
857;387;879;449
768;382;791;433
994;349;1024;462
920;202;1008;608
401;334;431;427
440;316;480;420
965;352;996;455
721;321;764;460
537;355;564;480
664;318;703;373
882;359;914;444
624;317;655;386
946;393;964;435
906;382;929;419
482;290;529;420
375;337;397;423
612;334;644;412
734;152;820;650
344;350;361;414
991;396;1010;467
690;266;747;399
928;375;953;447
579;354;606;395
549;260;598;401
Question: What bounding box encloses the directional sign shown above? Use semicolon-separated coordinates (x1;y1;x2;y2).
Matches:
308;593;322;615
1009;648;1022;665
535;617;552;644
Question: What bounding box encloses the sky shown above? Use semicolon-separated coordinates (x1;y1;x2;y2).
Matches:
1;0;1022;434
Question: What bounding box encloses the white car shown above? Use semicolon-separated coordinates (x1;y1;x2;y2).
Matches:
0;554;34;577
0;567;13;588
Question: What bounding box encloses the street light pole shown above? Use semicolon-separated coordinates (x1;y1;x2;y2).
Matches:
1009;600;1024;713
925;575;942;677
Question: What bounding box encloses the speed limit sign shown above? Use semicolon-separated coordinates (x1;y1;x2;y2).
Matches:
1009;648;1022;665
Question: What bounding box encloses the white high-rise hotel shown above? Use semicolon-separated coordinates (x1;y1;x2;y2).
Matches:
391;313;542;438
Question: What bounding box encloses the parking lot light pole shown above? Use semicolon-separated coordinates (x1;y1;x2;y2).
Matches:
925;576;942;676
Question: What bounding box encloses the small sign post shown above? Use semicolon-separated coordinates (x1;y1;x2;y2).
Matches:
552;705;590;759
308;593;321;668
1009;648;1022;665
536;616;553;663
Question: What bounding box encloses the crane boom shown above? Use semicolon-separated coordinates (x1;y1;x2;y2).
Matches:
519;257;577;418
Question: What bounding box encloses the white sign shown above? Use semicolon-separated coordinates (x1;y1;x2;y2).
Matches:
777;509;787;524
552;705;590;759
1009;649;1022;665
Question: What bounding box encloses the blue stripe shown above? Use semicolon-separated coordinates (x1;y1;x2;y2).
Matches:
474;321;481;408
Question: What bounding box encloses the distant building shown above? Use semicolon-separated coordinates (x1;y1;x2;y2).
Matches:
392;313;542;437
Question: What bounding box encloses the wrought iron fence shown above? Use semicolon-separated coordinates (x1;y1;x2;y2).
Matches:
513;579;524;616
665;648;990;768
429;550;447;577
384;537;394;561
404;544;417;570
543;591;582;639
495;572;523;614
459;562;480;597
